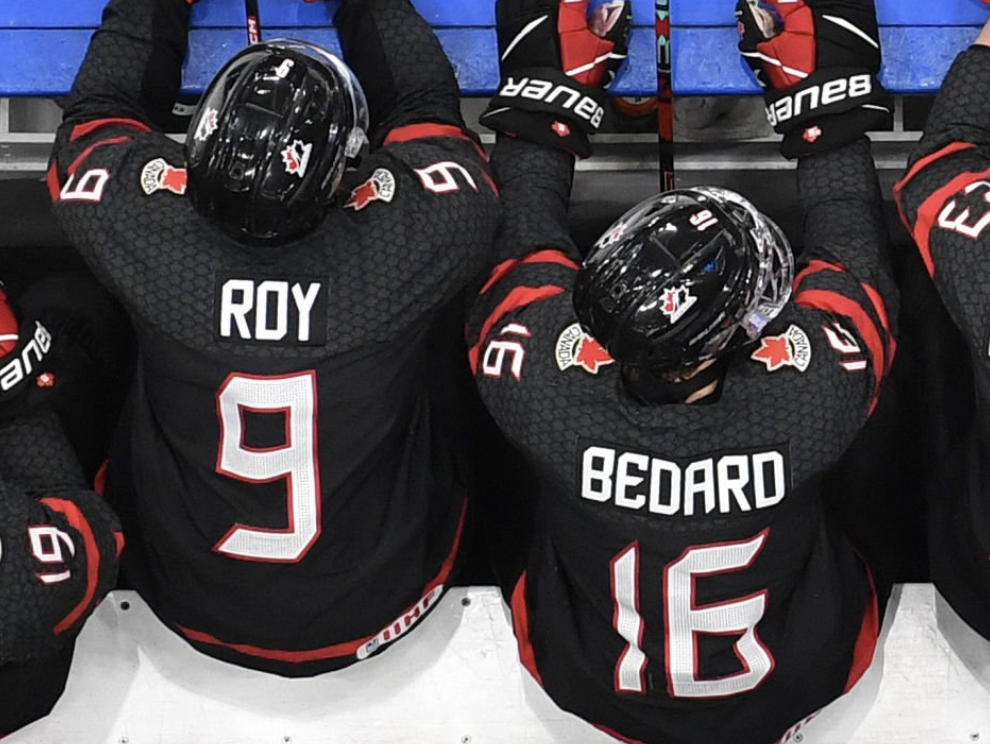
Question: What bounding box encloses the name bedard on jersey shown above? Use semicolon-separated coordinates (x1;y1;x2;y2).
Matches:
578;439;792;518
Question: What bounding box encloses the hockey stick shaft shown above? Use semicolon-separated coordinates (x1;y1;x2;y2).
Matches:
245;0;261;44
655;0;675;191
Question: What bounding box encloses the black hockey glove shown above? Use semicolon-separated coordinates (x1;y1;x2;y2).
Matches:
736;0;892;159
480;0;631;158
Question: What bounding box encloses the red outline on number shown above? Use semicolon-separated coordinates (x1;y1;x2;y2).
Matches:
663;529;775;699
213;370;322;563
612;541;647;696
236;404;292;454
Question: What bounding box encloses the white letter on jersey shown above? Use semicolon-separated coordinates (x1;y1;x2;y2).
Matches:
255;281;289;341
220;280;254;339
582;446;615;503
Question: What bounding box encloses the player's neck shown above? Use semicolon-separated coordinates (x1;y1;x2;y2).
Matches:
621;359;725;405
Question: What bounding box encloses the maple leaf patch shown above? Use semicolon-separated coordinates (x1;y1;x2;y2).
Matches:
555;323;614;374
751;325;812;372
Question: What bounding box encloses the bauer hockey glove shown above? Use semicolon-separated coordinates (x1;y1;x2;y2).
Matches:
736;0;892;159
480;0;631;158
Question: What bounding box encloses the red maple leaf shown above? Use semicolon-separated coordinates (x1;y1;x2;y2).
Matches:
161;167;187;195
576;336;613;373
753;336;791;370
345;180;379;210
662;289;678;314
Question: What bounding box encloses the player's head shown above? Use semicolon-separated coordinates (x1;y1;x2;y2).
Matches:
185;39;369;246
573;186;793;377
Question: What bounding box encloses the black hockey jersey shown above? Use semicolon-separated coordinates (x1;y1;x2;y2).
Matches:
895;44;990;642
48;0;499;675
468;137;897;744
0;283;122;736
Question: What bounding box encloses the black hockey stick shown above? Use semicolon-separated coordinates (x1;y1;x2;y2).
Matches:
245;0;261;44
655;0;675;191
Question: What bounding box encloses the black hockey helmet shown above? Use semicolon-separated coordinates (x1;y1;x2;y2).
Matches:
185;39;369;246
573;187;793;374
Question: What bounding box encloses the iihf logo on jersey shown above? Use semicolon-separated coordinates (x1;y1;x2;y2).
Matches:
281;140;313;178
140;158;187;196
660;284;697;324
345;169;397;211
555;323;614;374
751;325;812;372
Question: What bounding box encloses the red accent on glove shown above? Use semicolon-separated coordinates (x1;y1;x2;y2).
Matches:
559;1;618;88
754;1;816;89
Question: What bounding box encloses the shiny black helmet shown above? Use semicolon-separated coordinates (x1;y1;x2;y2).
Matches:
573;187;793;374
185;39;369;246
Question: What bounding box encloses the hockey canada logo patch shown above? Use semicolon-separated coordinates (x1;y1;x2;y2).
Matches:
140;158;187;196
281;139;313;178
194;108;219;142
660;284;697;324
344;169;397;211
751;325;812;373
555;323;614;374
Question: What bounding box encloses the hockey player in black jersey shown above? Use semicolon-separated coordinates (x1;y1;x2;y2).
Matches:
0;276;123;736
895;7;990;644
47;0;499;676
469;0;897;742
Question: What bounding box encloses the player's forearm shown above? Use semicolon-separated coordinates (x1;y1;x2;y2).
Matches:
335;0;464;143
909;45;990;165
798;138;887;275
490;136;579;263
0;409;87;495
61;0;192;131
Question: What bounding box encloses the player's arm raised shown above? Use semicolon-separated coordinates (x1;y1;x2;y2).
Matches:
334;0;469;146
468;0;630;365
895;10;990;355
738;0;896;409
55;0;193;147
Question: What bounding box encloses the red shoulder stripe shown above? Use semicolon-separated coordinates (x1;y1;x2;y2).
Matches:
861;281;896;374
794;260;895;373
384;123;488;161
46;162;62;202
468;284;566;374
49;135;132;202
907;166;990;276
793;259;844;295
70;117;150;142
480;249;579;296
40;497;102;636
794;289;886;415
895;141;975;199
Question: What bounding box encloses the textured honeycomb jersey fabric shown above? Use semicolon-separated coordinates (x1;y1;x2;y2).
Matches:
467;136;897;744
895;44;990;643
48;0;500;676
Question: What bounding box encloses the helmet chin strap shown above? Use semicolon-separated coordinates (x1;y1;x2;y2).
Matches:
621;359;727;405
